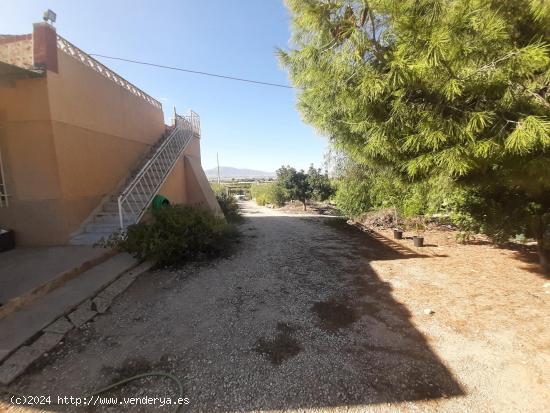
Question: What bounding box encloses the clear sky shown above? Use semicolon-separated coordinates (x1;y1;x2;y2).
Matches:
0;0;327;172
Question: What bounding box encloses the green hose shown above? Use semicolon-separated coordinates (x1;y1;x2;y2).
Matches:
1;371;185;412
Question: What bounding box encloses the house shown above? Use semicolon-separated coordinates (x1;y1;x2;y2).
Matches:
0;21;221;246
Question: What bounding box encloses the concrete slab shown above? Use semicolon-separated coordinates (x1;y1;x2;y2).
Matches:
30;332;64;354
0;253;137;363
0;246;112;311
0;346;41;385
67;300;96;327
93;261;154;314
92;296;110;313
43;317;74;335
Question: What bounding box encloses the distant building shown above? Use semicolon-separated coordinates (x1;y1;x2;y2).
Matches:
0;21;220;246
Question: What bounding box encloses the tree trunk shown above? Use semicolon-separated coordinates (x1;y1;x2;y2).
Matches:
302;200;307;211
536;237;550;275
530;214;550;275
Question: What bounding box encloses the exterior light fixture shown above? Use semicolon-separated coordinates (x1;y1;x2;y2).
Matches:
43;9;57;24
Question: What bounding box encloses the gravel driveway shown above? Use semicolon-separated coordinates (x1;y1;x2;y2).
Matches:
4;201;548;412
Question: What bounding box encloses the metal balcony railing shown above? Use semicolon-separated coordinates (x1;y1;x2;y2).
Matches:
117;111;200;229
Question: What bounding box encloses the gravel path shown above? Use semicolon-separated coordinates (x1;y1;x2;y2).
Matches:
3;201;548;412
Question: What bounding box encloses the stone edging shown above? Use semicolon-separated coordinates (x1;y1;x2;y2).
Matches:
0;261;154;385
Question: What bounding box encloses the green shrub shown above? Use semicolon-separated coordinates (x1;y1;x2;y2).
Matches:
250;183;287;207
334;174;373;218
210;183;226;197
102;205;239;266
335;163;469;224
216;193;243;223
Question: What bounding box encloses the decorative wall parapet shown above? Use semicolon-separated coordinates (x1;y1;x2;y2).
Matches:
0;35;33;69
56;35;162;109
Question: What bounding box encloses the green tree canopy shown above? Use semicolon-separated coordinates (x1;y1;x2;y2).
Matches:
276;165;334;210
276;166;311;210
307;164;335;202
280;0;550;271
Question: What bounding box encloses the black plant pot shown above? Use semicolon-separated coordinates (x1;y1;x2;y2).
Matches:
413;236;424;247
0;229;15;252
393;229;403;240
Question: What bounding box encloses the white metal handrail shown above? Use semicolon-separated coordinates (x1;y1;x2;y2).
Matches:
117;112;199;229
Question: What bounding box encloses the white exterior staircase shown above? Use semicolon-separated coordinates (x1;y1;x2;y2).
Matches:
70;111;200;245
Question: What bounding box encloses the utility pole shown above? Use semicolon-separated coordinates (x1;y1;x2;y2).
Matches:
216;152;221;185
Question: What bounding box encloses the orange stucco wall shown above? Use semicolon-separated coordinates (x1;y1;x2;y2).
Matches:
157;135;220;216
158;136;201;205
48;52;164;144
0;25;221;246
0;75;69;244
159;156;187;204
0;47;166;245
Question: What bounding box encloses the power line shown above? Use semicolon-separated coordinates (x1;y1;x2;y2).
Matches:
89;53;293;89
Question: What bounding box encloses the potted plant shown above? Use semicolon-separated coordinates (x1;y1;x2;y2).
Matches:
411;216;426;247
392;206;403;239
0;228;15;252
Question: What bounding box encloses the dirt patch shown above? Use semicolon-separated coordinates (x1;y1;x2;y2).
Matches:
6;201;549;413
311;298;360;332
277;201;340;216
255;322;302;365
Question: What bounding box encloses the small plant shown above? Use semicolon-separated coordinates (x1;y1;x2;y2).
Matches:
406;215;426;246
456;231;475;244
100;205;239;267
210;183;226;197
392;208;403;239
408;216;426;237
216;193;243;223
393;206;401;230
418;216;426;237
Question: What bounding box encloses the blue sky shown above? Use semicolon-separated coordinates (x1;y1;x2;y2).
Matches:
1;0;327;172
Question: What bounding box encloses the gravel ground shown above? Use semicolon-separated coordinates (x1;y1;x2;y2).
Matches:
2;200;548;412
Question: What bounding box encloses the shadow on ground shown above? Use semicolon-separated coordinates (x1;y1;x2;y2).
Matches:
5;212;464;412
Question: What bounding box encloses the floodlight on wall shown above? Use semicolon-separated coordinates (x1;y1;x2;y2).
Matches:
43;9;57;24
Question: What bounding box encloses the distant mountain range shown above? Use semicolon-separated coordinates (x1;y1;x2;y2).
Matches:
205;166;276;180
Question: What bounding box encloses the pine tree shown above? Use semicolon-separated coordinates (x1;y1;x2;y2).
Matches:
280;0;550;272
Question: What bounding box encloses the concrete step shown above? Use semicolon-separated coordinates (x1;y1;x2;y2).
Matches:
70;232;112;245
0;253;138;362
93;213;133;225
84;223;119;234
126;169;166;179
0;247;115;320
70;128;185;246
93;211;118;221
102;202;120;213
123;176;163;188
109;192;156;203
103;201;142;213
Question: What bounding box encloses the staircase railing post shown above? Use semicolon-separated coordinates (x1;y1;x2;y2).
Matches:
118;196;124;230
